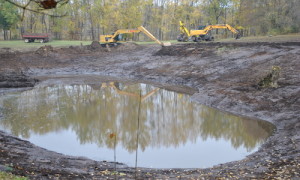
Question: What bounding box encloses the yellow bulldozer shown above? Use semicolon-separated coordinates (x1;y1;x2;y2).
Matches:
177;21;241;42
100;26;170;46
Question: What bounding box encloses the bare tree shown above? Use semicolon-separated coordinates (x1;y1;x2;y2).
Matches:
4;0;68;20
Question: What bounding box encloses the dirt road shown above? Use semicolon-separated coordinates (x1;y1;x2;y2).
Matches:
0;40;299;179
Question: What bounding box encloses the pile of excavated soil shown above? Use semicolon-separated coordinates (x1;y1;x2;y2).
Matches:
88;41;103;50
115;42;142;51
34;41;108;58
155;42;300;56
57;41;108;54
155;45;217;56
0;48;20;59
35;45;54;57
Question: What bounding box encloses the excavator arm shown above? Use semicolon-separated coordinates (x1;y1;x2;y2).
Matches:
137;26;166;46
179;21;190;37
203;24;240;39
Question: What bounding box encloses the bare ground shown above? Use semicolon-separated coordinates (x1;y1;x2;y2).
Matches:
0;40;299;179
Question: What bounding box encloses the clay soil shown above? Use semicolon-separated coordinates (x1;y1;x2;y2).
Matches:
0;39;299;179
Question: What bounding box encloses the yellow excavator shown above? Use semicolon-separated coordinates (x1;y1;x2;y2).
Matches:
177;21;241;42
100;26;170;46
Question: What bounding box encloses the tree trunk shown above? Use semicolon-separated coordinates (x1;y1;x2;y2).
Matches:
89;13;95;40
86;0;95;40
42;15;48;33
3;30;6;40
30;14;34;33
97;23;100;41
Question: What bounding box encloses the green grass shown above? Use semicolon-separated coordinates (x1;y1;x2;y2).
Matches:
0;172;28;180
1;34;299;51
0;40;92;51
0;40;175;50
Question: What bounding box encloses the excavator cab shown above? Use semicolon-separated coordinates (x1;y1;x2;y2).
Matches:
113;34;124;41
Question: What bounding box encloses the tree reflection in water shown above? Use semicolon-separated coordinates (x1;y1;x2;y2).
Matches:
0;82;275;166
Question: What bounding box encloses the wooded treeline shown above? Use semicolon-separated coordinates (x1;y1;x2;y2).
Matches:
1;0;300;40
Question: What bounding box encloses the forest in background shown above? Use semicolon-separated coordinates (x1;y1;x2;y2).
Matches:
0;0;300;41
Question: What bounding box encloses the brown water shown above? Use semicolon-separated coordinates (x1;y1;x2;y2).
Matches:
0;82;275;168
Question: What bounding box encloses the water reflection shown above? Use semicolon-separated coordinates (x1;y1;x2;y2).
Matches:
0;82;274;168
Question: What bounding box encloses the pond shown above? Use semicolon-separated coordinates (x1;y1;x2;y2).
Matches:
0;82;275;168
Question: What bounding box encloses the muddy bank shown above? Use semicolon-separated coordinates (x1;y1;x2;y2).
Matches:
0;72;37;88
0;41;299;179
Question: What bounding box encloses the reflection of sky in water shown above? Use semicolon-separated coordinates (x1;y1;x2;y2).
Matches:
28;129;257;168
0;83;275;168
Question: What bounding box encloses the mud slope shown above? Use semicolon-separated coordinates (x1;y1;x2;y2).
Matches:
0;41;299;179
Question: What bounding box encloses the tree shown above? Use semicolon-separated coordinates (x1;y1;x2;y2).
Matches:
0;0;19;40
238;0;300;35
203;0;230;35
3;0;69;18
1;0;299;41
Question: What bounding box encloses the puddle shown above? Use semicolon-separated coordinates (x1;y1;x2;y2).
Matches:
0;82;275;168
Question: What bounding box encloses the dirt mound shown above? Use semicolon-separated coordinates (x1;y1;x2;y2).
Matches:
35;45;55;57
63;45;85;54
67;41;107;53
155;42;300;56
32;41;141;57
0;48;12;54
115;42;141;51
0;48;19;59
53;42;107;56
87;41;103;50
155;44;217;57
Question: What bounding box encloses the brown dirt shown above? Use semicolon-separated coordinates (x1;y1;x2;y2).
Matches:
0;40;299;179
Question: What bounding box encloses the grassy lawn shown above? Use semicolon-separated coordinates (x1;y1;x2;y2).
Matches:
0;40;92;51
0;171;28;180
1;34;299;51
0;39;174;51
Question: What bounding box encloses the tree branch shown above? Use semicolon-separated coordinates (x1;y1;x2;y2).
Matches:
4;0;67;20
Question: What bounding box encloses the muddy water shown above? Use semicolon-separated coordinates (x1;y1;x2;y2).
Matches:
0;82;275;168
